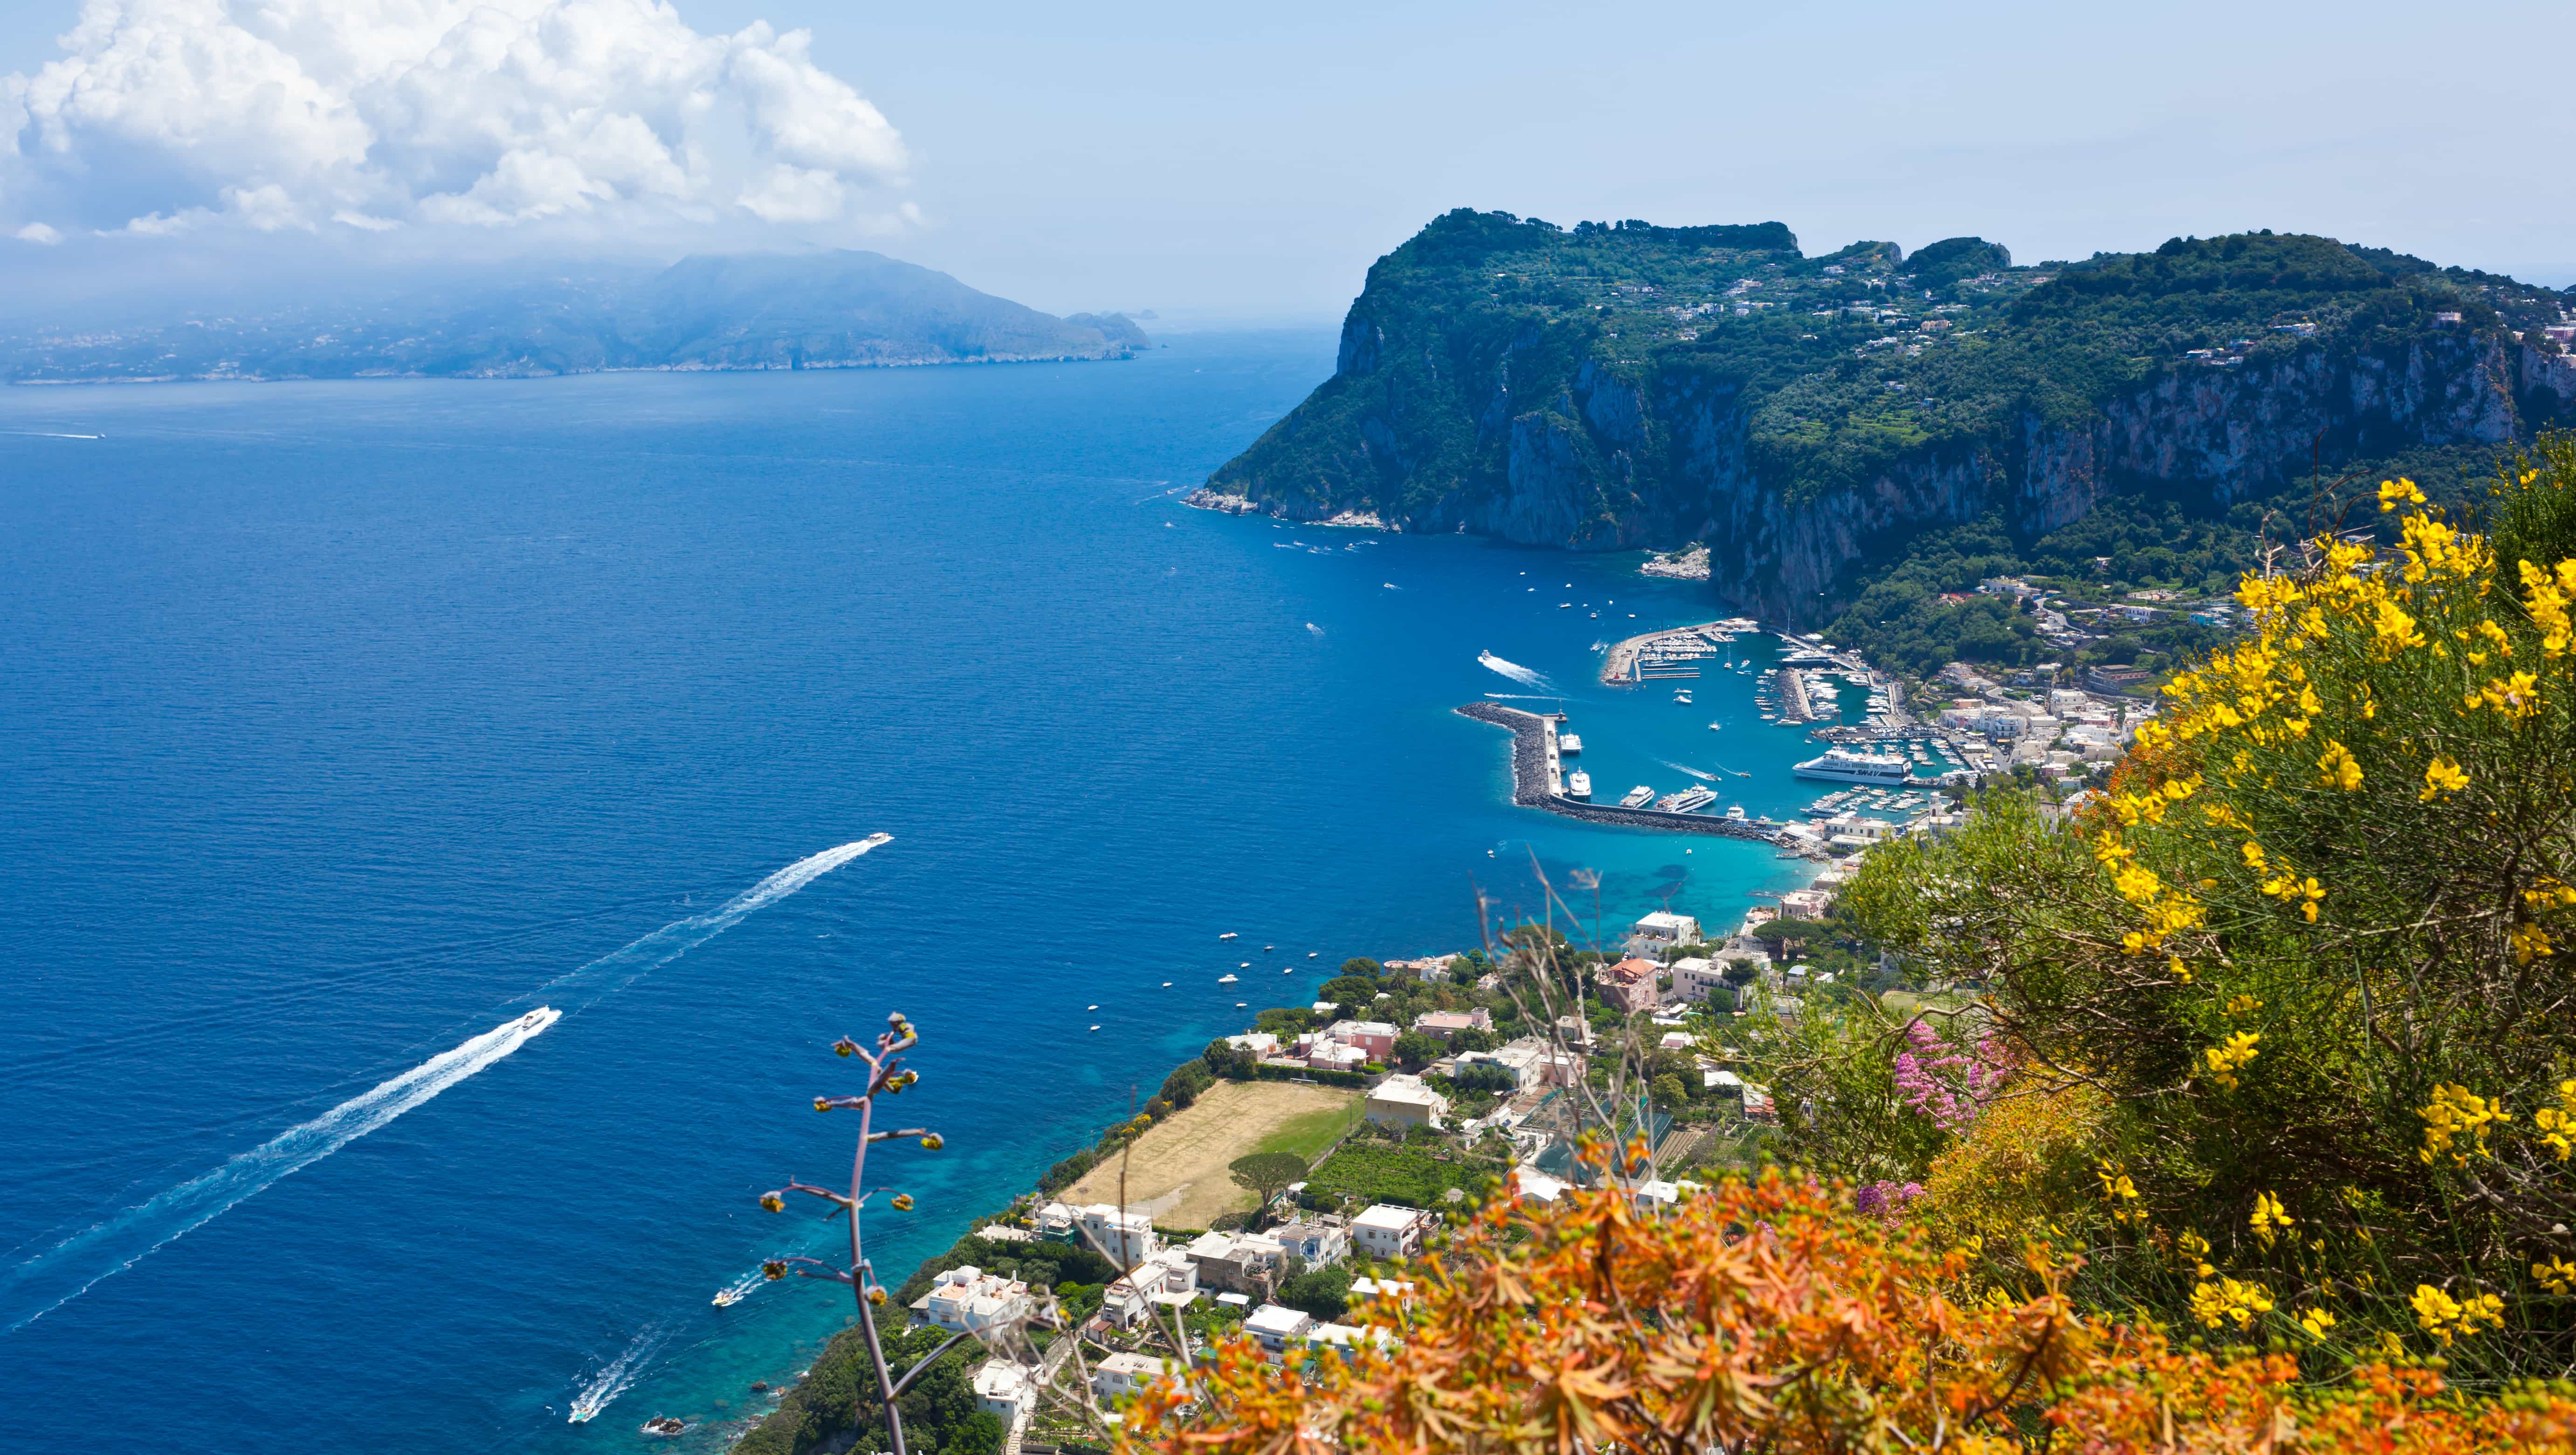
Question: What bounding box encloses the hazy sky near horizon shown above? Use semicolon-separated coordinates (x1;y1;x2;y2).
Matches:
2;0;2571;320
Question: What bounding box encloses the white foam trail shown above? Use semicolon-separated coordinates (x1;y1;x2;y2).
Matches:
1482;693;1560;701
568;1323;668;1422
0;836;889;1333
1305;623;1324;638
1477;650;1549;688
1659;760;1718;782
713;1269;765;1305
0;430;103;440
534;834;891;1005
0;1008;560;1332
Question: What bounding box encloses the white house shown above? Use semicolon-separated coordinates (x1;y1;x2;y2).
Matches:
971;1360;1033;1424
1092;1351;1182;1403
912;1266;1033;1333
1076;1204;1158;1266
1184;1229;1287;1296
1632;911;1703;946
1364;1073;1449;1131
1268;1216;1350;1269
1101;1247;1200;1327
1243;1302;1316;1358
1351;1203;1431;1260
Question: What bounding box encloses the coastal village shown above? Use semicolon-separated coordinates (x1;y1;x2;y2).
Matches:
863;556;2192;1455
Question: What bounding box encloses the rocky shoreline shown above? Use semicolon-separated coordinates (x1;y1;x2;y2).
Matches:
1455;703;1784;842
1183;486;1396;531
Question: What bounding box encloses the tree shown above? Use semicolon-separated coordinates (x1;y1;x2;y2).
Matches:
1391;1031;1441;1069
1339;957;1382;978
1228;1152;1309;1219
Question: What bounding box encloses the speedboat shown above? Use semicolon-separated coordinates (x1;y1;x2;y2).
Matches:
1218;973;1239;983
712;1288;743;1308
1219;932;1237;940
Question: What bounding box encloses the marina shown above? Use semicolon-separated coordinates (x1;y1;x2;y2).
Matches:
1456;703;1788;842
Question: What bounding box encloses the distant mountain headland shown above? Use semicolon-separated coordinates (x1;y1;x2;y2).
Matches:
1198;211;2576;627
0;250;1147;383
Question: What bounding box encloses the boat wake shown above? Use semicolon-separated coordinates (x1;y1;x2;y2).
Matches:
1477;651;1550;688
712;1269;765;1307
1658;760;1719;782
1;836;891;1333
0;1008;560;1333
1481;693;1559;701
534;835;891;1005
568;1324;668;1423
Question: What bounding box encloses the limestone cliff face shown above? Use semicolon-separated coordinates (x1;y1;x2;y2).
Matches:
1211;317;2552;624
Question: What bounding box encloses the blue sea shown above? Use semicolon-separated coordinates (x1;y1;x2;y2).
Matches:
0;332;1835;1451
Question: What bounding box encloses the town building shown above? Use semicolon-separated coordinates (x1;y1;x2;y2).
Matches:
1092;1352;1182;1402
910;1266;1034;1333
1777;888;1834;920
1243;1303;1316;1359
1321;1019;1399;1060
1267;1216;1350;1269
1364;1073;1450;1131
1631;910;1703;946
1455;1036;1584;1089
1101;1247;1200;1327
1084;1204;1158;1265
1351;1204;1432;1260
971;1360;1033;1425
1184;1229;1287;1296
1595;956;1662;1013
1410;1007;1493;1040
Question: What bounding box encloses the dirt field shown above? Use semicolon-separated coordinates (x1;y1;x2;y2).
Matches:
1061;1079;1359;1230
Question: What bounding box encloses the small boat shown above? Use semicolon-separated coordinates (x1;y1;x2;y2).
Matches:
1086;1004;1099;1010
1089;1024;1101;1032
1236;1001;1248;1007
1240;961;1251;967
1161;981;1172;987
1708;722;1722;731
1219;932;1237;940
713;1288;743;1307
642;1416;687;1436
1282;967;1292;973
1263;945;1275;951
1218;973;1239;983
1308;951;1319;958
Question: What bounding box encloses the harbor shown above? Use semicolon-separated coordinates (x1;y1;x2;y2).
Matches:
1456;703;1788;842
1597;618;1761;684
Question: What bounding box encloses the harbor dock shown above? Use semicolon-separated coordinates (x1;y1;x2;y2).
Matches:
1598;618;1760;685
1456;703;1786;842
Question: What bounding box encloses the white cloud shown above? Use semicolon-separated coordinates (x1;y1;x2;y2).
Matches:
3;0;909;238
14;221;62;243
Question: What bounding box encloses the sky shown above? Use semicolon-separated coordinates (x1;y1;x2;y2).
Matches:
2;0;2572;322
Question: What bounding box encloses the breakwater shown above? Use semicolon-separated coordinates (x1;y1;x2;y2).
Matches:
1456;703;1785;841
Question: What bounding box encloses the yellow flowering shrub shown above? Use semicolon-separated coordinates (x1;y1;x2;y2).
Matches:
1844;436;2576;1374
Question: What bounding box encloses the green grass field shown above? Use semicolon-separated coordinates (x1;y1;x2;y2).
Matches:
1256;1100;1362;1166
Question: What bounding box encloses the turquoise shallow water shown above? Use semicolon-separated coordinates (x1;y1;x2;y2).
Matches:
0;332;1823;1451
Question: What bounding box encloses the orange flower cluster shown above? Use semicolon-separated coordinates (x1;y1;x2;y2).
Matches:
1123;1167;2576;1455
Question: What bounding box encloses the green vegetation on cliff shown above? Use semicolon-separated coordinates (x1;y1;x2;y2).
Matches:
1206;210;2576;646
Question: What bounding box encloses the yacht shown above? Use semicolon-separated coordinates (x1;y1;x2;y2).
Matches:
1708;721;1723;731
1792;748;1913;786
1657;786;1720;813
1565;769;1592;800
1620;785;1656;808
1725;805;1748;821
1217;973;1239;984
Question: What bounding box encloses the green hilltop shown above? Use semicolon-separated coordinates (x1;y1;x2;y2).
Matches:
1205;210;2576;673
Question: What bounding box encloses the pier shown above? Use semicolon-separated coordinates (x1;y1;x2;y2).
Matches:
1456;703;1786;842
1598;617;1760;685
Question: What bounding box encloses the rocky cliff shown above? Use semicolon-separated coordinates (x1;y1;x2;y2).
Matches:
1202;212;2574;623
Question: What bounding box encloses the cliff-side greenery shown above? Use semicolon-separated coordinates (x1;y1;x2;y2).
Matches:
1210;208;2573;637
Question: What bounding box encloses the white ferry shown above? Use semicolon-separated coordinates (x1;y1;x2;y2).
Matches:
1792;748;1914;786
1565;769;1592;800
1657;786;1720;813
1557;733;1583;755
1620;785;1656;808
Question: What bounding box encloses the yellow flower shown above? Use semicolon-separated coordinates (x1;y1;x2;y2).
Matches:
2538;1082;2576;1161
2512;923;2555;965
2113;863;2163;904
2316;740;2362;792
2411;1283;2504;1345
2241;841;2267;871
2225;993;2263;1018
2374;598;2427;653
2420;756;2469;800
759;1192;785;1213
2298;1306;2338;1338
2419;1083;2511;1165
2167;956;2193;983
2537;1257;2576;1296
2379;478;2427;512
2204;1031;2261;1091
2250;1191;2295;1246
2190;1276;2275;1331
2476;671;2543;720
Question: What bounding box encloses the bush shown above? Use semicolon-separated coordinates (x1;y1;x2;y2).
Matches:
1126;1166;2576;1455
1836;456;2576;1372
